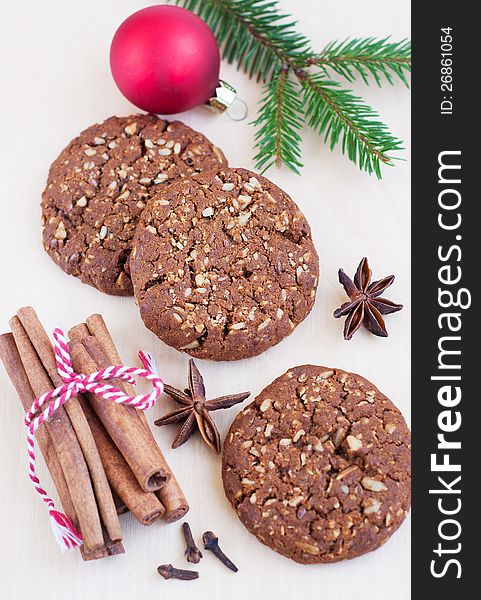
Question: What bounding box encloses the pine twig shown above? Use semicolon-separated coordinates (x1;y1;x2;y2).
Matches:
175;0;310;82
174;0;410;178
310;37;411;86
253;65;304;173
300;71;403;178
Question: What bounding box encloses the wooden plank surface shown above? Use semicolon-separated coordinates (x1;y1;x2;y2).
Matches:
0;1;411;598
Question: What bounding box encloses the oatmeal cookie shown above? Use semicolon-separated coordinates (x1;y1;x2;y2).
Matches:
42;114;227;295
130;168;319;360
222;365;411;563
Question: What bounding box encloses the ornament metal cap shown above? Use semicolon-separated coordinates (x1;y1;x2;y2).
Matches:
207;80;237;112
206;80;248;121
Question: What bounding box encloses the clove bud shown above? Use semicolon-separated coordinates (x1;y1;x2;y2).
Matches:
157;564;199;581
182;522;203;564
202;530;238;572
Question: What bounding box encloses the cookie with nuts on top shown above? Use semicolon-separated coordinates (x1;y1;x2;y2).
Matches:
41;114;227;295
222;365;411;564
130;168;319;361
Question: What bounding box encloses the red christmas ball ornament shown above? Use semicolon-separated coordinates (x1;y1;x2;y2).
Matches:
110;5;221;114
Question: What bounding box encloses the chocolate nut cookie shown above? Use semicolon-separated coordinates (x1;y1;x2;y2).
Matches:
222;365;411;564
130;168;319;361
42;114;227;295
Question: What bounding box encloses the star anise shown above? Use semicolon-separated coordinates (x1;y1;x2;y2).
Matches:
154;360;250;453
333;257;403;340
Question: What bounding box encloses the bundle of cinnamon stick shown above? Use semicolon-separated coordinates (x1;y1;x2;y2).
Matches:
0;307;189;561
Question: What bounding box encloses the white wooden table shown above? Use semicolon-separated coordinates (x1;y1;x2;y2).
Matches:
0;1;411;598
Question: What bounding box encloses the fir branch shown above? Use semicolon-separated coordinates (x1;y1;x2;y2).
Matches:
174;0;409;178
311;37;411;86
174;0;311;82
253;65;304;173
300;71;403;178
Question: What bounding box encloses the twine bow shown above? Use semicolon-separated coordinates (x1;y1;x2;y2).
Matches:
24;328;164;551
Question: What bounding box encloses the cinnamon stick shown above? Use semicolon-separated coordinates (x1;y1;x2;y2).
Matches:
0;333;78;528
157;471;190;523
103;526;125;556
80;545;109;561
84;314;189;522
16;307;122;545
68;337;169;493
69;322;165;524
112;491;129;515
67;322;90;342
0;356;101;571
84;314;125;366
8;317;105;559
78;395;165;525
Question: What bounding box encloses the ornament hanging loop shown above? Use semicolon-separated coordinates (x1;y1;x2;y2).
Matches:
206;80;248;121
226;98;248;122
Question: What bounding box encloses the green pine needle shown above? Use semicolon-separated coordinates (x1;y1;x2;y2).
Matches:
174;0;410;178
253;66;304;173
312;37;411;86
301;73;403;178
175;0;311;82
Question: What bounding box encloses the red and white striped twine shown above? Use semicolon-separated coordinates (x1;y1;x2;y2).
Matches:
24;328;164;551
